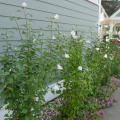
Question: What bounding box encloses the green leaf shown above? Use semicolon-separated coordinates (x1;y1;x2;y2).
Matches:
22;109;28;114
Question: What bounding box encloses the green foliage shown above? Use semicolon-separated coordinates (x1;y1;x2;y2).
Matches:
0;8;47;119
0;33;47;120
58;39;98;119
1;4;120;120
0;7;68;120
86;38;120;101
57;37;120;119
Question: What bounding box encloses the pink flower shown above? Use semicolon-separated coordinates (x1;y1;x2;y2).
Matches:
97;110;105;118
107;99;113;107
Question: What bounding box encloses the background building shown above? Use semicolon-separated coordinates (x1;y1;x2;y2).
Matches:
100;0;120;38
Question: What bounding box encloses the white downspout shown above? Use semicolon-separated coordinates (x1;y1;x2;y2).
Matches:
98;0;102;38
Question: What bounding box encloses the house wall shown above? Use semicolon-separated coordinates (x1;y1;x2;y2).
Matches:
88;0;98;5
0;0;98;53
0;0;99;106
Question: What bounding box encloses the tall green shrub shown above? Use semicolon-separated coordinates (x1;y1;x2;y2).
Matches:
0;9;47;120
58;39;97;119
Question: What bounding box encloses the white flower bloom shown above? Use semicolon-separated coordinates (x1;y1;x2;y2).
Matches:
96;48;100;51
52;35;56;40
53;85;59;91
65;53;70;58
104;54;108;58
9;69;12;72
78;66;83;71
33;39;37;43
31;108;34;111
35;97;39;102
71;30;78;39
72;35;78;39
22;2;27;8
106;37;110;42
71;30;76;36
57;64;63;70
54;14;59;20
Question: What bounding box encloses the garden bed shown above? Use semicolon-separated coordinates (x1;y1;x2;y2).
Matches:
41;77;120;120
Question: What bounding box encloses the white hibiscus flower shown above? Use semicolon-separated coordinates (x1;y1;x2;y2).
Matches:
104;54;108;58
22;2;27;8
57;64;63;70
106;37;110;42
71;30;78;39
64;53;70;58
96;48;100;51
52;35;56;40
78;66;83;71
54;14;59;20
33;39;37;43
35;97;39;102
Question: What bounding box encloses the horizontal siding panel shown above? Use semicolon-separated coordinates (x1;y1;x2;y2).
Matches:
41;0;98;15
0;16;97;29
0;1;97;21
0;0;98;51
